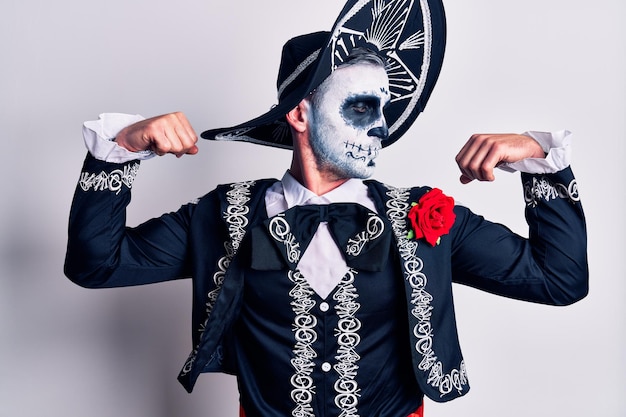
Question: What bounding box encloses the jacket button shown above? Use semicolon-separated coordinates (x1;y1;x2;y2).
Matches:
320;302;330;312
321;362;332;372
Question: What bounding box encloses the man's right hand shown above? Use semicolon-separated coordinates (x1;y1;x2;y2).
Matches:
115;112;199;157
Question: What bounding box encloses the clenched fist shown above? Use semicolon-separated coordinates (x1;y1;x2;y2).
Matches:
115;112;198;158
455;133;545;184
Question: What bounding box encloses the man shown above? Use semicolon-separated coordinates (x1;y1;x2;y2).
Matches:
65;1;588;416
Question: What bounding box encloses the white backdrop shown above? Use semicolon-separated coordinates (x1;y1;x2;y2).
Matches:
1;0;624;416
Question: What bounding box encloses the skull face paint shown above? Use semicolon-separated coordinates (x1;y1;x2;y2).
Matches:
306;62;390;180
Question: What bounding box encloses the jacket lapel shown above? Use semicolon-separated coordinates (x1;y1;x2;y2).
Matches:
367;180;470;402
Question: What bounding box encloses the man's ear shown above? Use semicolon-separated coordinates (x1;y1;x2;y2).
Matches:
285;99;309;133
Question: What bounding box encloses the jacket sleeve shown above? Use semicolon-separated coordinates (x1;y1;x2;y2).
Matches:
64;153;196;288
450;167;588;306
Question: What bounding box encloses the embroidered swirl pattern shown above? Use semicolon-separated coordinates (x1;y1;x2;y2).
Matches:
79;162;140;194
273;213;367;416
524;177;579;207
333;270;362;416
269;215;301;264
385;185;467;397
267;214;317;416
289;269;317;417
180;181;254;376
284;228;364;415
345;213;385;257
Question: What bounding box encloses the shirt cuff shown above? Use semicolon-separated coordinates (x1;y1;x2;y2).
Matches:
83;113;155;163
499;129;573;174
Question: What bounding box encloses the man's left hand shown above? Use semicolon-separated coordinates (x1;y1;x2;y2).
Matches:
455;133;545;184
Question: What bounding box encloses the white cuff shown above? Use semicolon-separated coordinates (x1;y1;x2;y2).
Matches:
499;129;573;174
83;113;155;163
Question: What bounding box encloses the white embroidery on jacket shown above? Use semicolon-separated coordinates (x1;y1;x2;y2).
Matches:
333;269;362;416
180;180;254;376
269;214;301;264
385;185;468;397
524;177;579;207
79;162;140;194
265;214;316;416
268;210;368;416
286;268;365;417
345;213;385;257
289;269;317;417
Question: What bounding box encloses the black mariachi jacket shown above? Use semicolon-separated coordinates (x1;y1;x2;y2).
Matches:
64;154;588;403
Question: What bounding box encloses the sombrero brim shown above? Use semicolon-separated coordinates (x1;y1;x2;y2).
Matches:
201;0;446;149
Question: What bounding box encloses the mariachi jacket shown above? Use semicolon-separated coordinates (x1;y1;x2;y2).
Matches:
64;154;588;403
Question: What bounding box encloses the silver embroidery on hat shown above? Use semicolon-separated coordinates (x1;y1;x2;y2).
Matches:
277;49;322;100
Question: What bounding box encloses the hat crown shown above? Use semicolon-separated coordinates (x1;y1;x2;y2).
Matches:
201;0;446;150
276;31;329;102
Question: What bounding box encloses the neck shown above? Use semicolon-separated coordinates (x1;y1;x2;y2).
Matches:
289;148;349;196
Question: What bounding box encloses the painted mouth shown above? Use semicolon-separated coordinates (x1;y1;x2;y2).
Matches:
344;141;380;162
346;151;367;162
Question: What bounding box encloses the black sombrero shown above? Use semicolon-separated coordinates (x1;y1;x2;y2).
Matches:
201;0;446;149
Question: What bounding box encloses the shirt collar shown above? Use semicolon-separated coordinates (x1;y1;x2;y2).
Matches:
281;171;376;212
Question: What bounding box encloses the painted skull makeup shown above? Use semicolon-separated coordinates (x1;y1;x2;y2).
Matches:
307;62;391;180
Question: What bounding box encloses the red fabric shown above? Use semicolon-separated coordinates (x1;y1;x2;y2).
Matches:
408;403;424;417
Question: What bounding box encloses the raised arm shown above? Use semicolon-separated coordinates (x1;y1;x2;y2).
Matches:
450;131;588;305
64;112;201;288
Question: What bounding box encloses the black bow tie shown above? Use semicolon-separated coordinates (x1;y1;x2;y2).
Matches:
249;203;392;272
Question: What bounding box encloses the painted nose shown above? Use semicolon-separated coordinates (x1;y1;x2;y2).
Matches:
368;122;389;140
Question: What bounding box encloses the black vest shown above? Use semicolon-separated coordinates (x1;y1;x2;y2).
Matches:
234;203;422;416
178;179;469;403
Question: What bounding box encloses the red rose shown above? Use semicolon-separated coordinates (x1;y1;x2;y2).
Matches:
407;188;456;246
